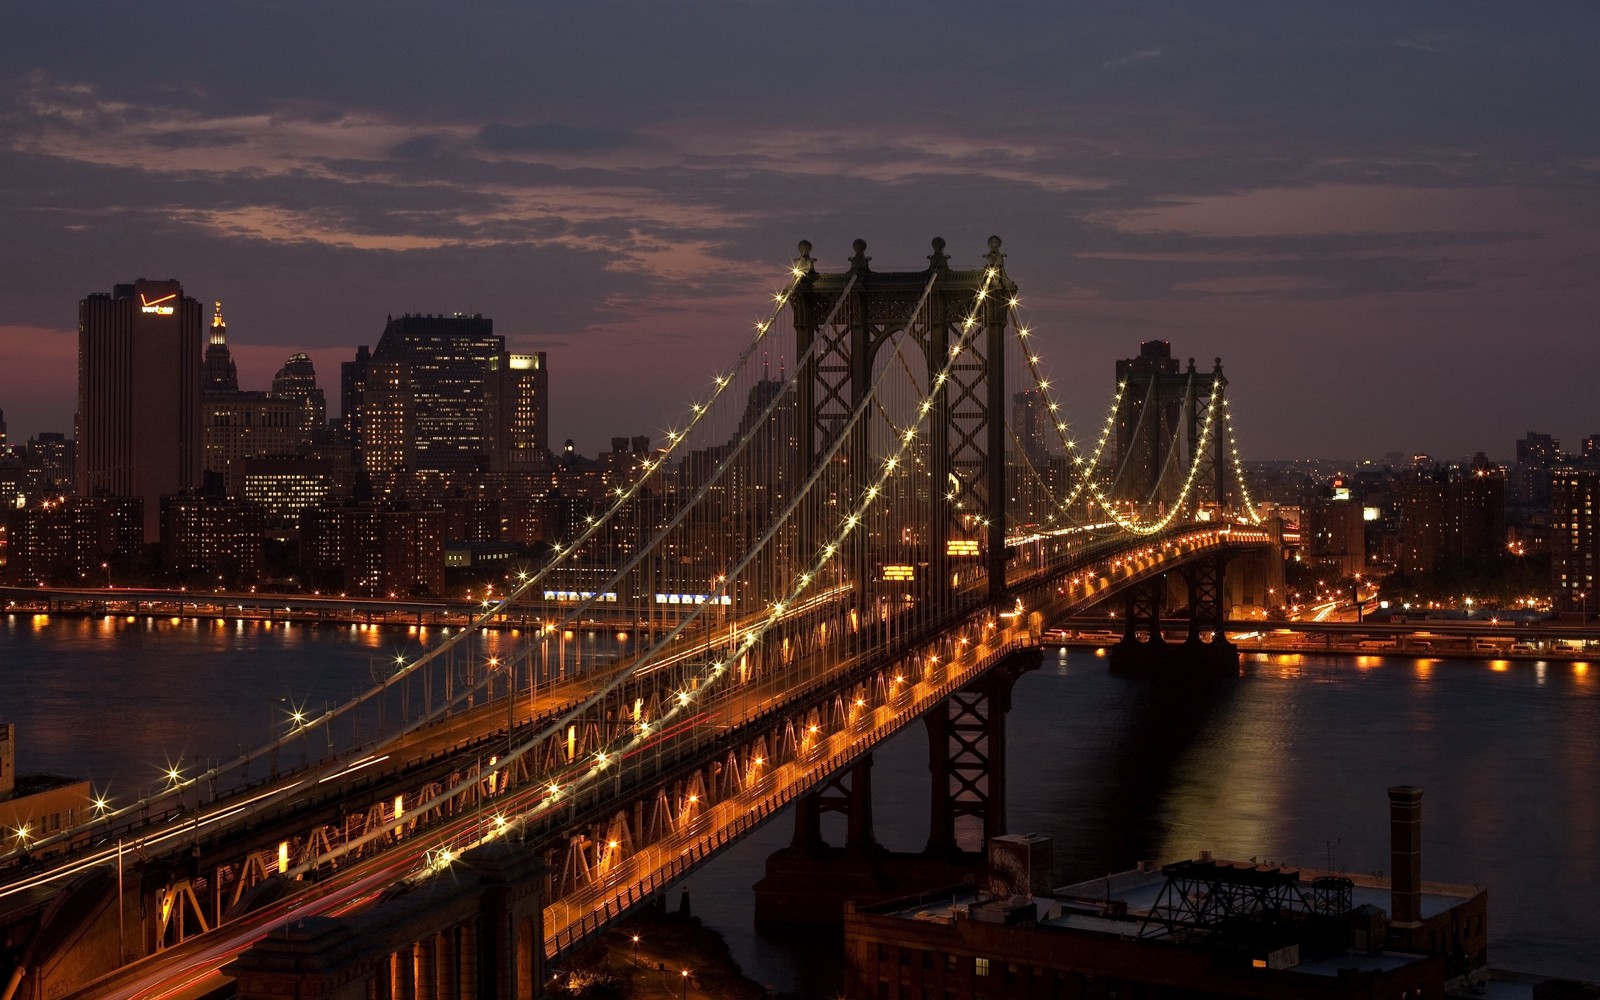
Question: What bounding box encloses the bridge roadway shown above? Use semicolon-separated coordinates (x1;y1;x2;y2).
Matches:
10;523;1269;1000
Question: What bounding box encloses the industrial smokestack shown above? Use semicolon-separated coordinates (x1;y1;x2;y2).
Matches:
1387;785;1423;924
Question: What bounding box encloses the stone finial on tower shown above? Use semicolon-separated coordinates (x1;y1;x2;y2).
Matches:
850;238;870;273
928;236;950;272
984;235;1006;273
795;240;816;276
1187;357;1197;374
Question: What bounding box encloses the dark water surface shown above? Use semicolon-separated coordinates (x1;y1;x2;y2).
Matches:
3;617;1597;990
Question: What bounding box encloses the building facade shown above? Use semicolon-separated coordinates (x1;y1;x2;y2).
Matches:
77;279;204;542
370;313;503;471
1550;467;1598;616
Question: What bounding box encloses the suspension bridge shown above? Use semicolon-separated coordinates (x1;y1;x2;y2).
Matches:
0;237;1277;1000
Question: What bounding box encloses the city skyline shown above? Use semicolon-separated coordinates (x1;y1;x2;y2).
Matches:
2;3;1598;459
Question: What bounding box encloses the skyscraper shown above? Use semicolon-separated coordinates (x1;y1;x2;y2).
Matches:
1112;340;1186;508
77;279;203;542
270;352;328;441
370;313;504;470
483;352;549;472
203;301;239;391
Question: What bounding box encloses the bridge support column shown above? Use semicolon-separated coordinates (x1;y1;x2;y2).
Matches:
924;650;1040;858
790;754;879;856
1110;563;1239;676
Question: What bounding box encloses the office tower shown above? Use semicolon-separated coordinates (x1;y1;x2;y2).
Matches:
371;313;503;470
1551;468;1598;616
483;352;549;472
201;393;302;496
203;301;239;391
77;279;203;542
340;344;371;443
0;407;6;452
1112;341;1186;507
270;352;327;441
1011;390;1051;467
359;359;415;479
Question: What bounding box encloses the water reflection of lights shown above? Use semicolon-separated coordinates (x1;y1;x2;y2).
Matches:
1489;660;1511;673
1355;655;1380;670
1414;658;1435;679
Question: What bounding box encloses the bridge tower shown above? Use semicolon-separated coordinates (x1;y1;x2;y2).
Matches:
790;237;1017;607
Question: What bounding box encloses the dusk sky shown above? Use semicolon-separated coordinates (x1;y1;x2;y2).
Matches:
2;2;1597;462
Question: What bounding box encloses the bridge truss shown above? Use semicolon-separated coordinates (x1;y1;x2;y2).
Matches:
0;238;1271;998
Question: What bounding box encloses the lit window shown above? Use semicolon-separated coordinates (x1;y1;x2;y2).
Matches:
974;958;990;977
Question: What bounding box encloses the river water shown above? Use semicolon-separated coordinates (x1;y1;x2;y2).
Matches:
3;615;1597;990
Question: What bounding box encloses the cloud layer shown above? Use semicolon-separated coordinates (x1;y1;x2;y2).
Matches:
2;2;1597;459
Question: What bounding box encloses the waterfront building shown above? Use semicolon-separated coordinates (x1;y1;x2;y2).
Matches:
0;724;90;860
1397;455;1506;579
1301;478;1366;578
1550;467;1599;616
270;352;327;443
1511;431;1560;509
370;313;504;471
1;495;141;586
77;280;204;542
1011;389;1051;468
846;792;1486;1000
339;344;371;444
301;500;445;597
159;494;264;586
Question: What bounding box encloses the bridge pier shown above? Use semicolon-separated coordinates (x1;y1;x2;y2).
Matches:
1109;558;1239;677
753;648;1041;928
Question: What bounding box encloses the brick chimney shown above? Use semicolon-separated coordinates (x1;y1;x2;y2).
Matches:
1387;785;1423;924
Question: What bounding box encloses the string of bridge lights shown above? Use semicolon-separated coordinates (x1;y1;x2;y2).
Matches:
405;268;1007;874
12;259;828;861
1006;300;1262;534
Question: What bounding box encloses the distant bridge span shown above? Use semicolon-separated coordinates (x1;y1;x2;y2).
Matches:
0;237;1276;1000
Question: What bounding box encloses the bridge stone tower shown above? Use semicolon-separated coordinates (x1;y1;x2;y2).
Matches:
790;237;1016;606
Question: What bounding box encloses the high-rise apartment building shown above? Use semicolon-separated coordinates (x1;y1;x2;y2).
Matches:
77;279;203;542
484;352;549;473
359;359;415;479
370;313;504;471
1551;468;1598;616
1398;455;1506;578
